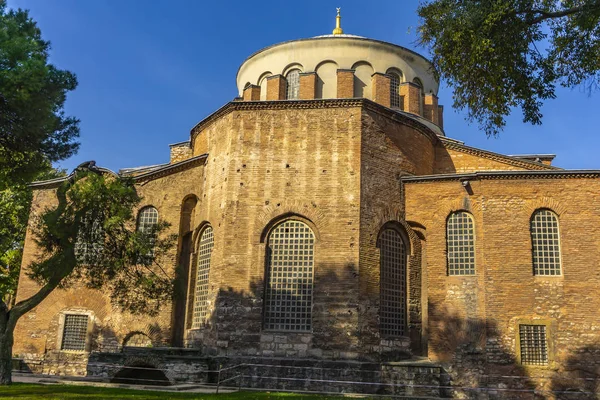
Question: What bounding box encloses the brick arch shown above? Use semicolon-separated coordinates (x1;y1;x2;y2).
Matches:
259;212;320;244
191;220;213;249
255;200;328;242
364;206;420;256
442;196;483;215
523;197;567;217
122;331;153;348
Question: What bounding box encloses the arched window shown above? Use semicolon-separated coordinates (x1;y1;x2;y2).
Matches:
192;226;214;328
386;69;402;109
136;206;158;261
530;209;561;275
379;228;407;337
447;211;475;275
75;211;104;265
137;206;158;234
264;220;315;331
286;69;300;100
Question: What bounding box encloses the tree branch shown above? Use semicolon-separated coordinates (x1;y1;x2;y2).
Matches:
7;274;64;331
525;3;600;24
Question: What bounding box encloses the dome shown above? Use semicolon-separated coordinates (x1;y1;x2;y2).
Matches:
236;35;438;100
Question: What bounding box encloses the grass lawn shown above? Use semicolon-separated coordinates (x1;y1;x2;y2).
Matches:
0;383;349;399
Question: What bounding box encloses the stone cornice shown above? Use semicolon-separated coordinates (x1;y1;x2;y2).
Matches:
401;170;600;183
190;98;444;147
30;155;208;190
29;167;118;190
132;154;208;183
439;137;559;171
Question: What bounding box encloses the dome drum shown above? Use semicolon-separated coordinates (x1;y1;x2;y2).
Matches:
238;36;443;127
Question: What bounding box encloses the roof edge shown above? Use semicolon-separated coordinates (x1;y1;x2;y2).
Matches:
439;137;560;171
402;170;600;183
190;98;444;147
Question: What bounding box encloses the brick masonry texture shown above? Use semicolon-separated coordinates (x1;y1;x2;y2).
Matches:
266;75;286;100
299;73;317;100
371;73;391;109
336;70;354;98
400;82;421;115
14;99;600;398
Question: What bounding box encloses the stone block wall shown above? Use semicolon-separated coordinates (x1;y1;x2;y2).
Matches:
170;141;192;163
186;104;364;360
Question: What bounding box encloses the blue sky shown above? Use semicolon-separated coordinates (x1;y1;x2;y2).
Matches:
7;0;599;172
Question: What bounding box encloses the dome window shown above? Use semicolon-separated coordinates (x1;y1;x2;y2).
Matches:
286;69;301;100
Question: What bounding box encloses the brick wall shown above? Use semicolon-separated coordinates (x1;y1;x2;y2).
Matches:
299;72;317;100
13;165;205;362
404;177;600;394
337;70;354;98
170;142;192;163
266;75;286;100
371;73;391;108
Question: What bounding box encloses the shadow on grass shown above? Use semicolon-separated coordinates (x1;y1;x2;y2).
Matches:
0;383;347;400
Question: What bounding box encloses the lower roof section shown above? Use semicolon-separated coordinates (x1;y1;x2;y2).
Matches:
401;170;600;183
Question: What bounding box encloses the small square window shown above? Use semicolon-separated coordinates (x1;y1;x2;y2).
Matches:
519;324;548;366
61;314;89;351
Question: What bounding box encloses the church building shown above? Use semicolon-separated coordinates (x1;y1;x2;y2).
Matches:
13;11;600;397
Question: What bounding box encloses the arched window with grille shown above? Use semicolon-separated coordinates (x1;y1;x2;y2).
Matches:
286;69;301;100
192;226;214;328
447;211;476;275
137;206;158;234
264;220;315;332
530;209;561;276
386;69;403;109
136;206;159;261
379;227;407;337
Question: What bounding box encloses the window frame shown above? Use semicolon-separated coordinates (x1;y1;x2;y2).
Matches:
530;208;562;277
386;68;403;109
285;69;301;100
191;225;214;329
446;211;476;276
56;311;93;353
377;223;409;338
263;219;315;333
515;318;554;368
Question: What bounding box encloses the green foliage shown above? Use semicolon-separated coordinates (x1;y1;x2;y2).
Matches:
0;383;344;399
0;0;79;186
418;0;600;136
28;169;176;316
0;166;65;303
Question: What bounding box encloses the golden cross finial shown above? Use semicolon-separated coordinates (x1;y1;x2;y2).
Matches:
333;7;343;35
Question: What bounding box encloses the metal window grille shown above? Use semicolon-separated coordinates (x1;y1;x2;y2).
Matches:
137;207;158;234
447;211;476;275
379;229;407;337
192;226;214;328
124;333;152;348
519;324;548;365
61;314;88;351
531;209;561;276
74;212;104;265
286;70;300;100
389;73;401;108
264;220;315;332
136;206;159;261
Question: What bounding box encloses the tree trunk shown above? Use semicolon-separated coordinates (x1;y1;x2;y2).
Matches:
0;331;14;385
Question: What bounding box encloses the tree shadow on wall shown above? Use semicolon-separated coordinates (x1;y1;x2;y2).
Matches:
429;303;542;399
202;262;363;357
550;343;600;400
